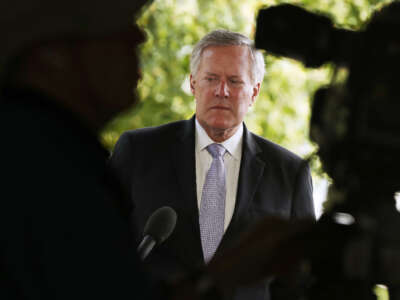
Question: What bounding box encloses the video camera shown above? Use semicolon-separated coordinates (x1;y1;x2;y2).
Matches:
254;2;400;299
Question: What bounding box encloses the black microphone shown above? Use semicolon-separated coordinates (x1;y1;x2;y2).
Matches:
137;206;177;261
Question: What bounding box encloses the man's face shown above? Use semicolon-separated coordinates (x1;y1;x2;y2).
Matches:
190;45;260;140
77;24;146;119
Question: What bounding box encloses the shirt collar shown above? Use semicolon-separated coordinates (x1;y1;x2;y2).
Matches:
195;118;243;161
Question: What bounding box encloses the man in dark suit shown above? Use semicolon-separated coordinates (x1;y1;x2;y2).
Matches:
110;29;315;300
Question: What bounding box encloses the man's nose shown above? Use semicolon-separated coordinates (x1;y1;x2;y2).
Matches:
214;80;229;98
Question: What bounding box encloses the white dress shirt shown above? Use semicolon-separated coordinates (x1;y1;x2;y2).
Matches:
195;119;243;231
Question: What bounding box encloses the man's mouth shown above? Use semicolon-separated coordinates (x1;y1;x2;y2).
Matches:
210;106;230;110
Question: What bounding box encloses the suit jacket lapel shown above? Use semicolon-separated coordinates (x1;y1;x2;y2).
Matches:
219;125;266;251
170;117;203;261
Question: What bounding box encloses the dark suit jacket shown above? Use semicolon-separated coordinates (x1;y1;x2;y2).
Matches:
110;116;315;300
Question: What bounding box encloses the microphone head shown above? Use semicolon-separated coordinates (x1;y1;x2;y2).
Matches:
143;206;177;244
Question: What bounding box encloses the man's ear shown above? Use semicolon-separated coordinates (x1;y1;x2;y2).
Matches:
190;74;196;94
250;82;261;105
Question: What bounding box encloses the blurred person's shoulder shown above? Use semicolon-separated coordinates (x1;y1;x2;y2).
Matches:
119;118;193;146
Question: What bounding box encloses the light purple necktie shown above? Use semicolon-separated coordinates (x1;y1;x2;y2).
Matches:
199;143;226;263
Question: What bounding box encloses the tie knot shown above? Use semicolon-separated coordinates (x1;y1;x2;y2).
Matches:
207;143;226;158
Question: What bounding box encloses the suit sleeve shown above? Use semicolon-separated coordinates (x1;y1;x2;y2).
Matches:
291;160;315;220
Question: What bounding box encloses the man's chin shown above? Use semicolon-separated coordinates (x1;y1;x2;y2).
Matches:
207;120;237;132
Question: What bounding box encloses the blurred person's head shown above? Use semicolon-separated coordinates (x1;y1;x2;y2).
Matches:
1;0;150;131
190;29;265;142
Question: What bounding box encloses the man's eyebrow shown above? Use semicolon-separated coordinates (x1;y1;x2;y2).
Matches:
205;72;219;76
204;72;243;79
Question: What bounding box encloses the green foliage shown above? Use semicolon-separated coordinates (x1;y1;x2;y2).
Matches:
102;0;391;152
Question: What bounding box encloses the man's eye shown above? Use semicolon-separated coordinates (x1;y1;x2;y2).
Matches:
230;79;242;84
206;77;215;82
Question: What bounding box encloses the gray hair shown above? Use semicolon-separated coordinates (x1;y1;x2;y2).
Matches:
190;29;265;84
